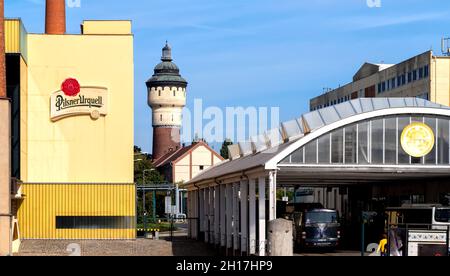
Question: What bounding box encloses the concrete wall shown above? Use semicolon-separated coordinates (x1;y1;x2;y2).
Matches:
432;57;450;106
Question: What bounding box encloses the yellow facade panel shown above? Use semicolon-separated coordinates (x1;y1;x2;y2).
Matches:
18;184;136;239
82;20;132;35
5;19;20;53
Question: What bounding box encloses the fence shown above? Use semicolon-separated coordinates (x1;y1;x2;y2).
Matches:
136;216;198;241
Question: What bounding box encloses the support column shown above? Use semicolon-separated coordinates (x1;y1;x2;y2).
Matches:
180;190;183;215
220;185;226;248
258;176;266;256
204;188;209;243
175;184;180;216
192;190;198;239
240;180;248;255
208;187;214;244
226;184;233;251
214;186;220;246
249;178;256;255
269;171;277;221
199;188;205;240
232;182;240;253
187;191;192;238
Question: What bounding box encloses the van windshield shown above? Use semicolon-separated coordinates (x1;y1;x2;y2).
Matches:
435;208;450;223
305;211;338;224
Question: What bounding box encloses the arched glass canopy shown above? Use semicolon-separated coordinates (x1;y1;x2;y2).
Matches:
280;115;450;166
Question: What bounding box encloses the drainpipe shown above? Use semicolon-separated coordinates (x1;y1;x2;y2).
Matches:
0;0;12;256
241;171;250;182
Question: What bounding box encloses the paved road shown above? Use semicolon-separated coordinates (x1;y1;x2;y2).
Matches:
16;238;217;256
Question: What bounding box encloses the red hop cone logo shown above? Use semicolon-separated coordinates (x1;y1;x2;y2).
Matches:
61;78;81;97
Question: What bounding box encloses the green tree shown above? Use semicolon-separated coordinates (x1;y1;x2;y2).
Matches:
134;146;164;185
134;146;165;225
220;139;234;159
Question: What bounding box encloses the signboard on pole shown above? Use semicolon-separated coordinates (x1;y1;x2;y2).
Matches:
165;196;172;214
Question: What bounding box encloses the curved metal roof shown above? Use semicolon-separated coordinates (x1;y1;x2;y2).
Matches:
185;98;450;186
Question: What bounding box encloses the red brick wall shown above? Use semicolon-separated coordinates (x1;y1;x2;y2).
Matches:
45;0;66;35
152;127;181;160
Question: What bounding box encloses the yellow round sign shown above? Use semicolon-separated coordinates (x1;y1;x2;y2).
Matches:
401;122;435;158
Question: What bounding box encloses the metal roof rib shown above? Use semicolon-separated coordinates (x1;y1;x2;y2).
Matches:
185;98;450;186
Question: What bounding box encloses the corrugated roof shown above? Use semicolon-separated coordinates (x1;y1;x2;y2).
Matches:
186;98;450;185
185;140;296;184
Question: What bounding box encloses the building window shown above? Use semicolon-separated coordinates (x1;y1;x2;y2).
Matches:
331;129;344;163
417;93;429;100
158;91;161;97
56;216;134;229
318;134;331;164
378;83;382;94
173;90;176;96
408;72;412;83
402;74;406;85
413;70;417;81
419;67;424;79
382;82;386;92
424;65;429;78
199;165;205;171
397;76;402;87
160;114;163;121
305;140;317;164
391;78;396;89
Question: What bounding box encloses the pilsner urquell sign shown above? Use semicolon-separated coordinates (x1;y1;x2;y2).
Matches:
50;78;108;122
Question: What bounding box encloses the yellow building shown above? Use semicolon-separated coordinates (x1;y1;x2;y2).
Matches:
5;18;135;240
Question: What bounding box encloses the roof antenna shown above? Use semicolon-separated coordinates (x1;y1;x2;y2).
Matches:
441;37;450;56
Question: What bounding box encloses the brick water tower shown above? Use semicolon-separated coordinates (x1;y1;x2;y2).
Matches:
147;43;188;160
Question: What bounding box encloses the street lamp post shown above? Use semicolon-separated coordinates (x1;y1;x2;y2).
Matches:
142;168;155;231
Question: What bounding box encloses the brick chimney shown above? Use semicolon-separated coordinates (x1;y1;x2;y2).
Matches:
45;0;66;34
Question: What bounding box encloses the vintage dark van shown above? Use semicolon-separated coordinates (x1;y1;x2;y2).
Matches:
291;205;341;250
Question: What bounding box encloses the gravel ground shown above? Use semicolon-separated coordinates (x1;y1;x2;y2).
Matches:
16;238;218;256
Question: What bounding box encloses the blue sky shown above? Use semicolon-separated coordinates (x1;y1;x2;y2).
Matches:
6;0;450;153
